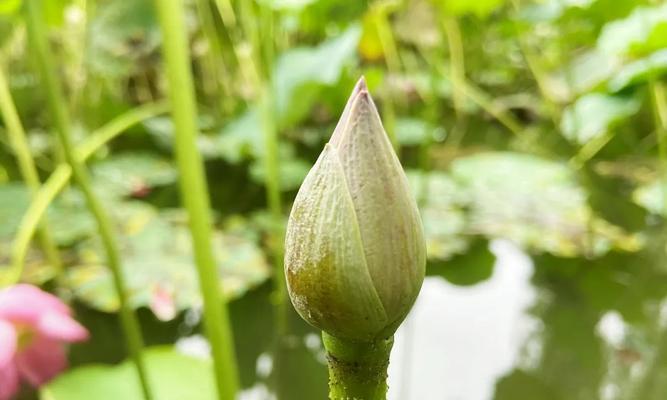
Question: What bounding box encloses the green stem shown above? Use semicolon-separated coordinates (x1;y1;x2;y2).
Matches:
455;75;524;136
510;0;560;125
650;81;667;214
322;332;394;400
244;1;287;334
373;7;400;149
0;62;63;282
194;0;232;103
4;102;168;286
214;0;237;28
152;1;239;399
418;48;524;137
442;15;465;118
76;102;169;159
24;2;152;399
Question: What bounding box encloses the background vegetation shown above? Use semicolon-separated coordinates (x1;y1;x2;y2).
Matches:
1;0;666;399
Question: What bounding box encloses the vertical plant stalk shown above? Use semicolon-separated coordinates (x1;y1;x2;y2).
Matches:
152;1;240;399
322;333;394;400
442;16;465;118
373;7;400;149
241;1;287;333
0;64;63;283
510;0;560;125
441;14;470;148
650;81;667;214
194;0;232;103
23;1;152;399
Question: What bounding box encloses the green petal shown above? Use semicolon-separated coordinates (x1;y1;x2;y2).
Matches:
332;90;426;323
285;144;388;341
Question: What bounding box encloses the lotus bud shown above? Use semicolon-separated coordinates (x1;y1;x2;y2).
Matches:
285;77;426;342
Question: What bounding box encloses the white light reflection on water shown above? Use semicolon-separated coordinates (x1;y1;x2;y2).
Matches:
388;239;538;400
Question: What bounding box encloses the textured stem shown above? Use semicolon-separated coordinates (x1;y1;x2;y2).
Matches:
0;63;63;283
152;1;240;399
24;1;152;399
322;332;394;400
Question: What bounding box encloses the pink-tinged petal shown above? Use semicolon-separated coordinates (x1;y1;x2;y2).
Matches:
37;312;89;342
150;284;177;321
0;285;71;325
0;361;20;400
15;336;67;386
0;320;17;367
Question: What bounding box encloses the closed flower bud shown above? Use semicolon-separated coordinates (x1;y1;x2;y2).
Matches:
285;77;426;342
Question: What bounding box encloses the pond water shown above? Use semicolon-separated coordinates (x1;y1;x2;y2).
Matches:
68;236;666;400
222;238;667;400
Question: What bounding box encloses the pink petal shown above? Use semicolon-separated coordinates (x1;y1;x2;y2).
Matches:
37;312;89;342
0;285;71;325
150;285;177;321
15;336;67;386
0;320;17;367
0;361;20;400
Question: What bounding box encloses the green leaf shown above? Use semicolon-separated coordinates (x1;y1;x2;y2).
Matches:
86;0;160;79
249;155;311;191
433;0;506;18
557;49;620;95
41;347;216;400
0;184;95;246
560;93;640;145
91;152;178;198
450;152;640;257
633;178;666;216
406;171;470;260
0;0;21;15
608;49;667;92
395;118;438;146
273;24;361;127
215;109;262;164
597;3;667;57
256;0;318;10
0;183;30;240
67;208;270;319
144;115;220;159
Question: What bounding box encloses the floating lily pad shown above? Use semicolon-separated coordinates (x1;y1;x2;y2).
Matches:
450;152;641;257
41;347;215;400
0;184;95;246
272;24;361;126
67;207;270;320
406;170;469;260
91;152;178;198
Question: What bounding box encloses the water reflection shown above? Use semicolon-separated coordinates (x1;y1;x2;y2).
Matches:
169;236;667;400
388;240;538;400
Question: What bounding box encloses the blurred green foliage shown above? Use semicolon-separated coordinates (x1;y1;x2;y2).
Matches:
0;0;666;399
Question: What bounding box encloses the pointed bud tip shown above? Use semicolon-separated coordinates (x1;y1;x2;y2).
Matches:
356;76;368;90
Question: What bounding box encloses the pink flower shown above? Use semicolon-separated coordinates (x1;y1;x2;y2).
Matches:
0;284;89;400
